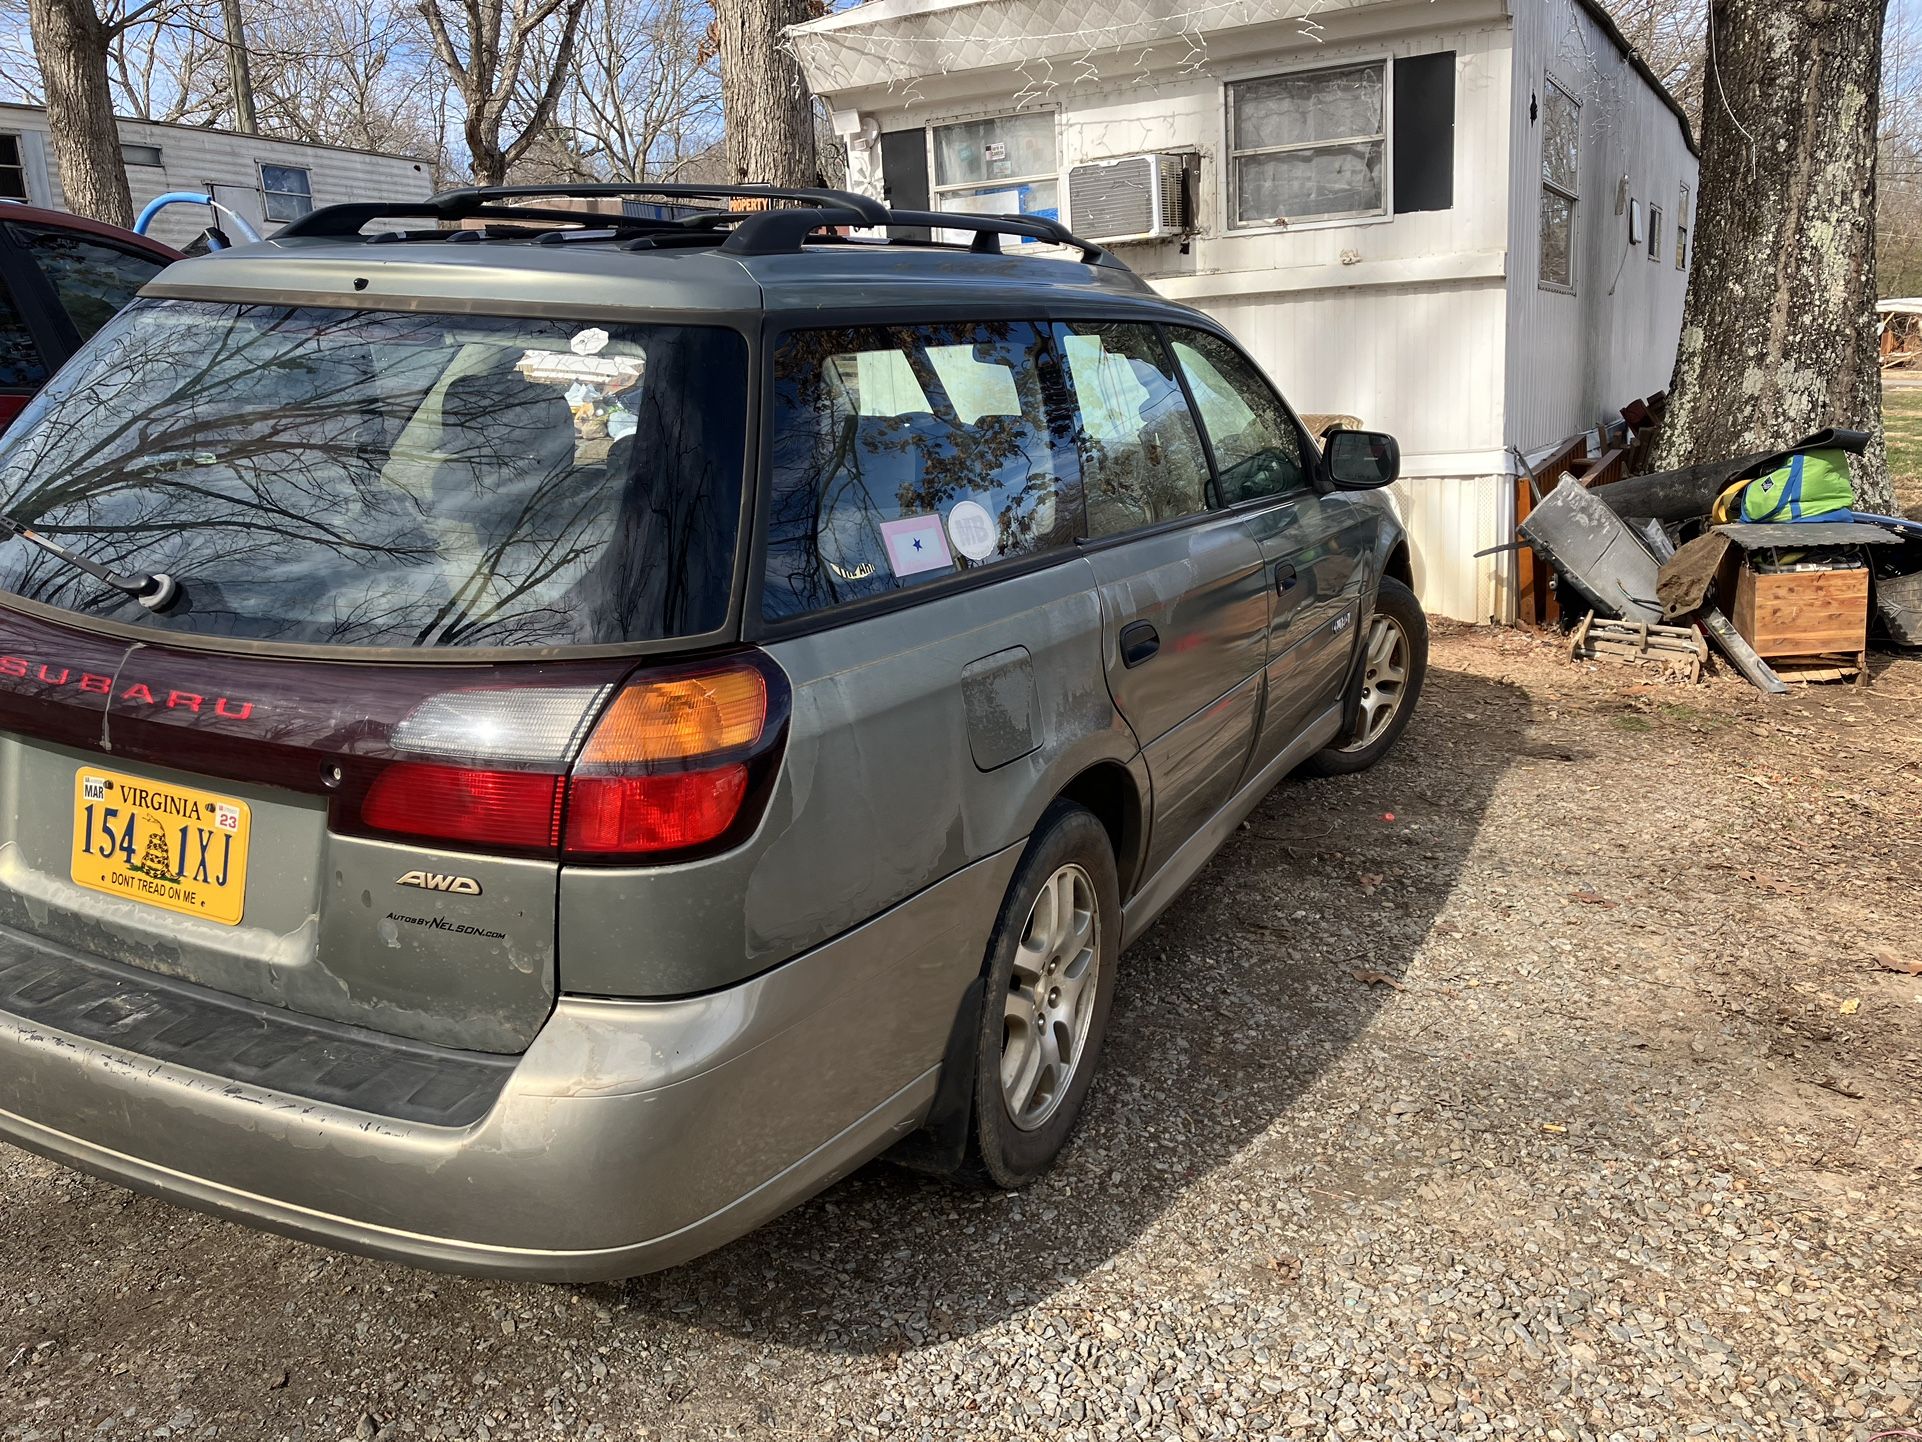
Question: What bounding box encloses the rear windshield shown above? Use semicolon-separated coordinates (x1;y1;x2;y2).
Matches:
0;300;747;648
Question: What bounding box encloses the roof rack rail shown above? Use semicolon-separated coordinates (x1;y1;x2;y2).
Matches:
272;186;1123;271
880;210;1113;266
704;204;1118;265
434;182;890;226
277;183;890;240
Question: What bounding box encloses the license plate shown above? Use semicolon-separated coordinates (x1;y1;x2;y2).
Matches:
70;767;251;926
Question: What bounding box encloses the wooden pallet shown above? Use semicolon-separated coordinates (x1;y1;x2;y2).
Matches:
1568;612;1708;683
1768;653;1868;686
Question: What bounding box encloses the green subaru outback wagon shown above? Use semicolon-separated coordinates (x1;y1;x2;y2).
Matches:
0;184;1425;1279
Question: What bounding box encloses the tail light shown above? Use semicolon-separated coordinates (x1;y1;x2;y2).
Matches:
362;764;565;851
349;655;788;863
563;666;767;858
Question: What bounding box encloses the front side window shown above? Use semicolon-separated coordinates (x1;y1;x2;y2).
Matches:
762;321;1079;621
1677;183;1691;270
260;164;314;222
930;113;1060;238
0;301;748;648
1055;320;1211;538
1228;62;1386;228
1540;78;1580;290
0;134;26;201
1169;329;1307;504
11;224;167;343
1648;204;1663;262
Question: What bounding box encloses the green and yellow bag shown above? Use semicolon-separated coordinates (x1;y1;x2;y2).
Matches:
1739;449;1855;523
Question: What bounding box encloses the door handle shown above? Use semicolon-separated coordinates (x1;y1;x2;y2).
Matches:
1275;562;1299;594
1119;620;1161;668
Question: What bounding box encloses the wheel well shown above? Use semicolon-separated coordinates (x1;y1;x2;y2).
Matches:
1057;762;1144;900
1384;542;1414;591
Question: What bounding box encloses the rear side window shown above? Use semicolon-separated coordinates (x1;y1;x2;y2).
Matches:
9;224;165;343
0;272;47;389
1169;328;1308;503
762;321;1078;621
1053;320;1212;538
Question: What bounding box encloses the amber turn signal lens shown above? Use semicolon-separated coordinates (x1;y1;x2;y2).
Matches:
578;667;768;767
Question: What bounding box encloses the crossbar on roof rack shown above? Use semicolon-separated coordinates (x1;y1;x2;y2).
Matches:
718;206;869;256
881;210;1112;266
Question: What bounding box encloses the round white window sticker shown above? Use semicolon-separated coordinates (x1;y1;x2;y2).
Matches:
570;327;610;356
946;500;998;562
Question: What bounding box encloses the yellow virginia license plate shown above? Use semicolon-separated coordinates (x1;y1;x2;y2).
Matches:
70;767;251;926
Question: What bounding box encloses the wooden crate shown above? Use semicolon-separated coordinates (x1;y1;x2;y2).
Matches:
1731;565;1869;659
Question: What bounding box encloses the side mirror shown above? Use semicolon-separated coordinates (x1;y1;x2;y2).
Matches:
1322;428;1401;490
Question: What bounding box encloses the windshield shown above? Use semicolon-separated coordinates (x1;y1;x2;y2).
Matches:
0;300;747;648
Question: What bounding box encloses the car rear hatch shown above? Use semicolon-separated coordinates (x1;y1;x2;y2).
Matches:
0;294;752;1054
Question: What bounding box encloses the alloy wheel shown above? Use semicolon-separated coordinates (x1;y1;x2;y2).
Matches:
1000;863;1101;1131
1339;612;1411;752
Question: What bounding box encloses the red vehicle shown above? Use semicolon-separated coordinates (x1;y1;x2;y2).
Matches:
0;203;181;430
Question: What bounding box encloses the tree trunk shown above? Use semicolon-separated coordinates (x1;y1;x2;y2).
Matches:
715;0;819;187
468;134;508;188
1653;0;1893;515
24;0;133;228
218;0;258;135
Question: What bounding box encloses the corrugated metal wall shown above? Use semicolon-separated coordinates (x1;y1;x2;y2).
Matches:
1502;0;1698;455
1390;471;1514;623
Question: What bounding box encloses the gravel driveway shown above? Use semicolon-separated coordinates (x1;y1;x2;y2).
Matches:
4;626;1919;1442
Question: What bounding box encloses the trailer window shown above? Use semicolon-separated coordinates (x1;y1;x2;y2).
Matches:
1540;79;1580;291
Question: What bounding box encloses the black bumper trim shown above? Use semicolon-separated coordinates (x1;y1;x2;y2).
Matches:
0;925;514;1127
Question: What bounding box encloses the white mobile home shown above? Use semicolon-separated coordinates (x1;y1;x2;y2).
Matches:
790;0;1698;621
0;104;433;252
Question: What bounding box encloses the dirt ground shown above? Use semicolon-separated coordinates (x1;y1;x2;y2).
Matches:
2;627;1919;1442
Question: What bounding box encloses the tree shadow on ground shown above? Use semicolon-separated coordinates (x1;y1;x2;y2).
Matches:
595;663;1533;1351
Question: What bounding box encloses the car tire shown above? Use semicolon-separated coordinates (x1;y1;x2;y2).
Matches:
1301;575;1428;777
963;802;1121;1189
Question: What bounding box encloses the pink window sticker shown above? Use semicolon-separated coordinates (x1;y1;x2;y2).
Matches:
878;514;955;578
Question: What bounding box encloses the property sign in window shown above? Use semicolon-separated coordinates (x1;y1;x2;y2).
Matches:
1227;62;1386;228
930;113;1060;236
1539;79;1580;290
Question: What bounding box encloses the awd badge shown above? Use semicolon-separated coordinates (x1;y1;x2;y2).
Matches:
396;870;482;896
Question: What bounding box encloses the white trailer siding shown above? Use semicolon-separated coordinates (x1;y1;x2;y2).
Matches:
1503;0;1696;458
0;104;432;250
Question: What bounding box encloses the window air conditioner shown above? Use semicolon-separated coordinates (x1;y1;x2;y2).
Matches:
1066;153;1192;243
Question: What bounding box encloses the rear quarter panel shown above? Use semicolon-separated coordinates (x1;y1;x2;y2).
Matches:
557;559;1136;997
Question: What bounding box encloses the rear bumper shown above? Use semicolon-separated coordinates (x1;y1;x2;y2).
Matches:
0;846;1020;1281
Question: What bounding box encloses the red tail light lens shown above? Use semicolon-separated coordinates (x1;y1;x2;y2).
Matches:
562;664;774;860
564;768;750;855
352;657;784;861
361;763;564;851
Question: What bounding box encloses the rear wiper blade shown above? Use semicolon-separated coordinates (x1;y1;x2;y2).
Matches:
0;513;180;611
